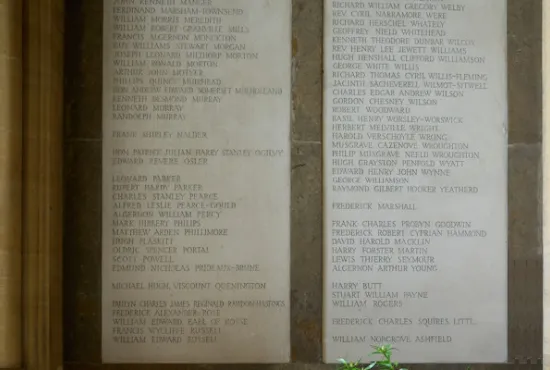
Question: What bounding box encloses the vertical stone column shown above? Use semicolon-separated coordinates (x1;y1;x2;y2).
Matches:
544;1;550;369
0;0;22;368
22;0;63;369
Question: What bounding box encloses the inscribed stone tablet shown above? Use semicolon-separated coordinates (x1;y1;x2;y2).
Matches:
323;0;507;363
102;0;291;363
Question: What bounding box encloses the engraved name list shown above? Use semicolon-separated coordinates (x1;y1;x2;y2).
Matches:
323;0;507;363
102;0;291;363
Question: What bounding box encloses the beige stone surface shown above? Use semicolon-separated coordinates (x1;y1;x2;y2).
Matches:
323;0;508;363
102;0;291;363
0;0;21;367
64;0;542;368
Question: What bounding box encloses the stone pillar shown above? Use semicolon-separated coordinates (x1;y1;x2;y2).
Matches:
0;0;22;367
22;0;64;369
544;0;550;369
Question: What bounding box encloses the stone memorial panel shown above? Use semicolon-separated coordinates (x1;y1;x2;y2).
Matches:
102;0;291;363
323;0;507;363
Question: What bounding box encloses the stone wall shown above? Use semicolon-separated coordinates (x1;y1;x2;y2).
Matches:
63;0;543;368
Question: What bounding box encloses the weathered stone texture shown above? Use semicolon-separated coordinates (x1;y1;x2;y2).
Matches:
63;0;542;367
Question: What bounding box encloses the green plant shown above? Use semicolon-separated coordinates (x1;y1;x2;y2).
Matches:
337;345;406;370
338;344;472;370
367;344;406;370
337;358;363;370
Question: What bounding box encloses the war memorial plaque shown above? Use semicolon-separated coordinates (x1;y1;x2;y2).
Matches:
323;0;507;363
102;0;291;363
